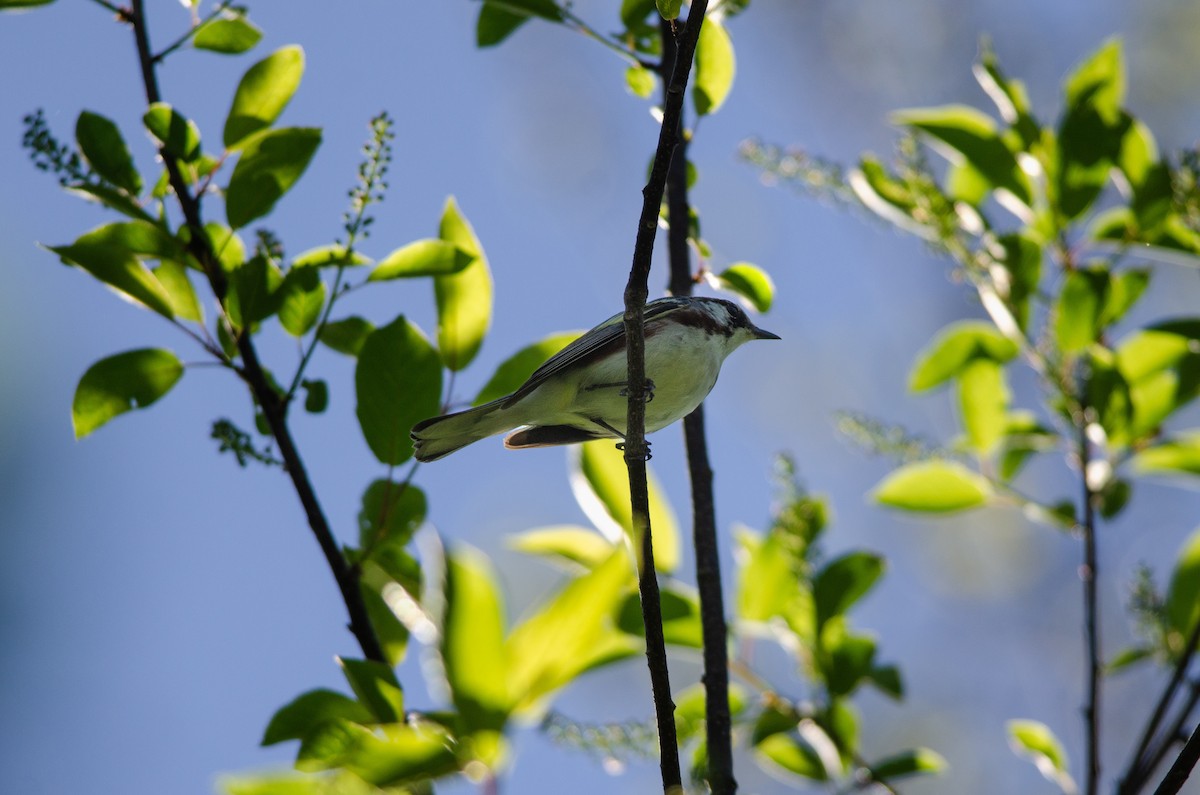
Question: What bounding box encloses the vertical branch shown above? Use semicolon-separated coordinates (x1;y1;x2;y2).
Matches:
660;17;736;795
622;3;711;792
126;0;386;664
1077;389;1101;795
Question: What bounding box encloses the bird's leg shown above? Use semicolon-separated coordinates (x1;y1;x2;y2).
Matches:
583;378;656;403
591;417;653;461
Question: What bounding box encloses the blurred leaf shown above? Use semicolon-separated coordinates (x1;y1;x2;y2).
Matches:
359;481;426;550
909;321;1018;392
435;197;493;371
0;0;56;7
152;260;202;322
1106;646;1152;674
505;550;639;712
874;460;990;513
224;45;305;148
814;552;884;629
892;104;1030;205
756;733;828;782
693;17;735;116
143;103;201;162
476;0;562;47
355;316;442;465
194;16;263;54
868;664;904;699
656;0;682;20
735;527;808;631
278;266;326;336
1088;347;1132;446
204;222;246;272
320;316;375;357
296;719;458;785
1100;268;1149;328
973;42;1039;147
337;658;403;724
1165;528;1200;644
715;262;774;312
1056;40;1128;220
474;331;580;405
871;748;948;780
999;412;1057;481
48;243;174;318
1007;719;1076;794
261;689;373;746
73;219;187;263
65;183;155;222
618;583;703;648
300;379;327;413
226;254;283;328
1098;477;1131;520
225;127;322;229
76;110;141;194
958;359;1010;456
291;245;372;268
1132;432;1200;477
998;233;1042;332
443;546;510;732
819;621;877;697
369;239;473;281
507;525;614;569
573;439;680;573
1063;38;1124;123
625;64;656;98
72;349;184;439
1054;267;1108;355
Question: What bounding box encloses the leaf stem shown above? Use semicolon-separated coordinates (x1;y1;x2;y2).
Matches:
560;7;657;70
152;2;231;64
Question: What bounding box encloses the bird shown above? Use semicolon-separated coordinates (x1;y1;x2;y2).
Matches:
410;296;780;462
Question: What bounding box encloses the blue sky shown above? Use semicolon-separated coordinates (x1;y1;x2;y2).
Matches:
3;1;1200;793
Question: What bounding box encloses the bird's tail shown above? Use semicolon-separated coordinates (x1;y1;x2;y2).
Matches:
411;398;516;462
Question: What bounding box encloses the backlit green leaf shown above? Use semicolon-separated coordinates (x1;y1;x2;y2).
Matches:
319;316;375;357
48;242;175;317
871;748;948;780
296;718;458;785
76;111;141;194
358;481;427;551
1132;432;1200;478
959;359;1010;456
617;583;703;648
204;222;246;272
443;546;510;731
474;332;581;406
369;239;473;281
355;316;441;465
1054;267;1108;354
813;552;884;631
507;525;615;570
693;18;735;116
1007;719;1076;793
716;262;774;312
625;64;656;98
1064;38;1125;123
225;127;321;228
143;103;201;162
819;622;876;696
226;254;283;328
1165;528;1200;644
756;733;828;782
261;689;373;746
224;46;305;148
656;0;682;20
152;260;203;322
435;197;493;371
1056;41;1127;219
73;220;186;263
337;658;403;724
0;0;56;8
574;439;680;573
277;266;326;336
998;233;1042;332
873;460;990;513
72;349;184;439
291;245;372;269
194;15;263;54
908;321;1018;392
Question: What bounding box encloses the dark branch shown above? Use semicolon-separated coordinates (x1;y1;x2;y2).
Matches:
1153;717;1200;795
621;4;711;792
1077;390;1102;795
126;0;386;664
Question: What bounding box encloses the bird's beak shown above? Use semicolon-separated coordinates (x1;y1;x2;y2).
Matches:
751;325;781;340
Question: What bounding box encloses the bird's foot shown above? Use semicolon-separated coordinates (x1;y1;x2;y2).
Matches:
615;439;652;461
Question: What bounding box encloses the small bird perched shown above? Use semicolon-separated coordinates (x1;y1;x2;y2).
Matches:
410;296;780;462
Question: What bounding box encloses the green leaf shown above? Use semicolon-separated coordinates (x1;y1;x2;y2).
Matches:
1064;38;1124;123
261;689;373;746
435;198;493;371
1101;268;1150;327
143;103;201;162
225;127;322;229
507;526;615;569
337;658;403;724
715;262;774;312
1132;432;1200;477
152;260;203;322
475;0;562;47
908;321;1018;392
73;220;187;263
756;733;829;782
1007;719;1076;794
1054;267;1109;355
223;46;305;148
219;772;339;795
301;379;328;413
693;18;735;116
873;460;990;514
443;546;510;731
574;439;680;573
505;550;639;713
1088;346;1133;446
72;349;184;439
1106;646;1153;674
871;748;948;780
204;222;246;272
369;239;473;281
296;719;458;785
813;552;884;629
617;583;703;648
997;232;1042;333
355;316;442;465
48;243;175;318
656;0;682;21
76;111;141;194
868;664;904;699
291;245;372;268
892;104;1030;205
959;359;1010;456
194;16;263;54
0;0;56;8
625;64;656;98
65;183;155;222
358;481;426;550
819;621;877;696
277;266;326;336
734;527;812;646
973;42;1039;147
474;332;581;406
675;682;749;742
319;316;375;357
1056;41;1128;219
226;254;283;329
1165;528;1200;644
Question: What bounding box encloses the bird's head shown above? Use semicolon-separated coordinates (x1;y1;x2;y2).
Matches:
694;297;780;348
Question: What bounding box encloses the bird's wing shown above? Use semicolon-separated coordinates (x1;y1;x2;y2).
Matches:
501;298;687;409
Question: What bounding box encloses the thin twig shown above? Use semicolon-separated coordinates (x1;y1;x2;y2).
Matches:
1076;388;1102;795
1153;714;1200;795
152;2;231;64
659;16;735;794
622;4;711;792
1138;680;1200;791
560;7;657;70
126;0;386;664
